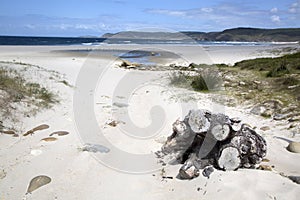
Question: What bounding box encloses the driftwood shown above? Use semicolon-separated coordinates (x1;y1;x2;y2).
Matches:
160;109;267;179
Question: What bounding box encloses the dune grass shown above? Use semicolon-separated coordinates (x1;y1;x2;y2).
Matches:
169;69;222;92
0;68;57;107
0;65;59;131
168;51;300;112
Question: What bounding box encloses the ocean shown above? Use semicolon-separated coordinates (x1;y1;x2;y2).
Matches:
0;35;289;46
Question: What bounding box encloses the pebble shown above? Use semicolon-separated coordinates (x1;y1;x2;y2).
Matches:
260;126;270;131
239;81;246;86
286;142;300;153
262;158;270;162
107;120;118;127
179;165;199;180
257;164;272;171
30;149;43;156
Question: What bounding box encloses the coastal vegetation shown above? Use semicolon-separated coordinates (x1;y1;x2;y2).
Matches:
169;51;300;116
0;62;59;131
0;67;57;107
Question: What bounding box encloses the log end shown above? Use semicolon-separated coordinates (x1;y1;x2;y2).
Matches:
211;124;231;141
218;147;241;171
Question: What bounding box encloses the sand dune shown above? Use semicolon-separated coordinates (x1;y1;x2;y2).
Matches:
0;44;299;199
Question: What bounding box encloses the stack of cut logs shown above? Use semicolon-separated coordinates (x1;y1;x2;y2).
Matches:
161;109;267;179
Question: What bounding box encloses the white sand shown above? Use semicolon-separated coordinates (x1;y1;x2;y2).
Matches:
0;44;300;200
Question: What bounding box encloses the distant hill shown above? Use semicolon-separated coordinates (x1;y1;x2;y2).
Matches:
102;28;300;42
102;31;191;40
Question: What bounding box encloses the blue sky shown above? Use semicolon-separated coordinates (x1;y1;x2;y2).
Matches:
0;0;299;36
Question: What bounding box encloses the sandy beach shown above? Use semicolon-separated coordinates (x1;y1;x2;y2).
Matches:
0;44;300;200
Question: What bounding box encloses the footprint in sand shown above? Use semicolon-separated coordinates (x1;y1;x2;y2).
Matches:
23;124;50;136
40;137;58;142
26;175;51;194
0;169;6;179
1;130;19;137
49;131;69;137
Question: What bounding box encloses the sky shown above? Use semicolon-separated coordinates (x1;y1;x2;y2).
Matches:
0;0;299;36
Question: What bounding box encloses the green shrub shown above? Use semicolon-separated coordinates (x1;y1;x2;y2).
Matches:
266;60;290;77
168;71;191;87
169;69;222;92
191;70;222;91
191;75;208;91
280;76;299;85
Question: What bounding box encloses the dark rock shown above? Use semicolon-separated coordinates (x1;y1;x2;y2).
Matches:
179;164;199;179
202;166;214;178
250;105;267;116
273;113;287;120
250;100;283;117
274;112;300;121
288;176;300;184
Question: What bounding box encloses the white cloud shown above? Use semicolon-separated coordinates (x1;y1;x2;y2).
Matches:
289;1;300;13
146;4;269;28
148;9;186;17
271;15;281;23
270;7;278;13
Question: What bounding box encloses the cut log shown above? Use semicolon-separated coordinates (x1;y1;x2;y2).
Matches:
187;110;210;133
161;120;195;163
230;117;242;124
182;134;205;162
210;123;231;141
231;123;242;132
218;146;241;171
160;109;267;179
228;125;267;168
172;119;188;136
230;117;242;132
